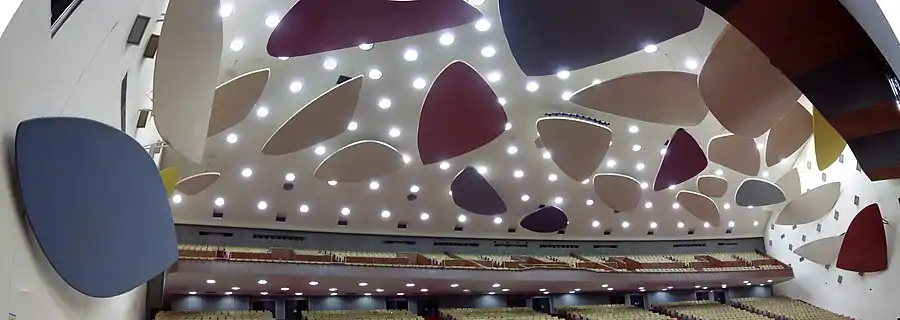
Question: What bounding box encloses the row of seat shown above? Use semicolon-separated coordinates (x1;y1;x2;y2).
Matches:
655;300;769;320
439;307;555;320
731;297;853;320
558;304;669;320
303;309;421;320
154;310;273;320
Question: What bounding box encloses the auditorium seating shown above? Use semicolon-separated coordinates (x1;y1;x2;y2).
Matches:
440;307;555;320
558;304;670;320
732;297;853;320
154;310;273;320
655;300;769;320
303;309;421;320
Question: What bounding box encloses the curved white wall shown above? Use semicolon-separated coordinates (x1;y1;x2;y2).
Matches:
767;144;900;320
0;0;165;318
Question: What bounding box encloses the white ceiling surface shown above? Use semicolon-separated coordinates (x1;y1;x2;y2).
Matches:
165;1;802;240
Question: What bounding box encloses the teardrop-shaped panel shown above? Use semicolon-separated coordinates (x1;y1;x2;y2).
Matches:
593;173;642;212
765;103;812;166
794;234;844;266
700;26;799;138
262;75;363;155
207;69;270;137
654;128;707;191
775;168;802;200
735;178;786;207
153;0;222;162
813;108;846;170
418;61;507;165
314;140;404;183
836;204;887;273
537;116;612;182
450;166;507;216
696;175;727;198
775;182;841;225
520;206;569;233
676;190;721;227
570;71;707;126
160;167;180;196
175;172;221;196
708;134;760;176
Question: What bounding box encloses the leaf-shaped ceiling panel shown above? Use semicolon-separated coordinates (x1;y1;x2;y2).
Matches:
696;175;728;198
314;140;404;183
593;173;642;212
450;166;507;216
207;69;270;137
765;103;812;166
676;190;721;227
794;234;844;266
520;206;569;233
175;172;221;196
836;204;887;273
735;178;786;207
708;134;760;176
775;182;841;225
537;116;612;182
654;128;708;191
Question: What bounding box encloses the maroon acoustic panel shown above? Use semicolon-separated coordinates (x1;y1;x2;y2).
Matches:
520;206;568;233
450;166;506;216
653;128;707;191
836;204;888;273
418;61;507;165
267;0;482;57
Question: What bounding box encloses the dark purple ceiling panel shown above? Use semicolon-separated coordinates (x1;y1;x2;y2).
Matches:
451;166;507;215
520;206;569;233
653;128;708;191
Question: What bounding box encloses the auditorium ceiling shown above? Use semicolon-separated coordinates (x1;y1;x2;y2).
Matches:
160;0;822;240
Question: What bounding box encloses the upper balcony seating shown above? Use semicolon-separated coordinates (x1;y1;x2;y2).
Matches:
655;300;769;320
732;297;854;320
708;253;745;262
558;304;670;320
733;252;768;261
627;254;674;263
154;310;273;320
303;309;422;320
440;307;555;320
669;254;703;264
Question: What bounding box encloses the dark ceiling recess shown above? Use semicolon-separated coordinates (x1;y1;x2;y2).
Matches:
336;75;352;85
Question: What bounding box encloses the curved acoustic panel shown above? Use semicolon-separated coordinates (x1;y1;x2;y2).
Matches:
537;116;612;182
676;190;721;227
813;108;846;170
153;0;222;162
735;178;786;207
262;75;363;156
593;173;642;212
314;140;404;183
208;69;270;137
775;182;841;225
268;0;481;57
836;204;887;273
450;166;506;216
765;103;812;166
654;128;707;191
794;234;844;266
14;117;177;298
775;168;802;200
499;0;703;76
570;72;707;126
696;175;728;198
418;61;507;165
700;26;799;138
707;134;760;176
175;172;221;196
520;206;569;233
160;167;180;196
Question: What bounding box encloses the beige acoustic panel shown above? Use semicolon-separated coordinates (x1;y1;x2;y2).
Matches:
207;69;271;137
262;75;363;155
707;134;760;176
775;182;841;225
765;103;812;166
569;71;708;126
696;175;728;198
676;190;721;227
700;26;800;138
175;172;221;195
592;173;642;212
794;234;845;266
153;0;222;162
776;168;802;200
536;116;612;182
314;140;404;182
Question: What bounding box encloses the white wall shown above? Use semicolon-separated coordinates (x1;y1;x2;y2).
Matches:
0;0;165;318
767;143;900;320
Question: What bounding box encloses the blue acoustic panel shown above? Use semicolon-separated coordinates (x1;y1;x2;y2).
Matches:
14;117;177;298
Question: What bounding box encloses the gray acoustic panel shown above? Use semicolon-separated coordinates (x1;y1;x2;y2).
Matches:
520;206;568;233
735;178;786;207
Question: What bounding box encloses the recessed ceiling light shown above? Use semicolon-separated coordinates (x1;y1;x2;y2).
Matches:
328;288;337;292
225;133;238;144
309;281;318;286
188;291;197;295
556;70;571;79
219;3;234;17
388;127;401;137
640;182;648;189
299;204;309;213
376;288;384;292
294;292;303;296
214;197;224;207
439;32;455;46
420;212;430;221
748;205;755;209
406;283;415;287
474;18;491;31
728;220;735;228
601;284;608;288
439;162;451;170
504;122;512;131
632;144;642;152
636;162;645;171
498;97;507;106
402;154;411;164
667;185;676;190
548;174;558;181
621;221;630;228
277;56;289;61
241;168;253;178
397;293;405;296
330;292;337;296
457;214;467;223
592;79;602;85
314;145;326;155
347;121;358;131
369;180;380;190
256;106;269;118
368;68;383;80
493;217;503;224
381;210;391;218
703;222;711;228
586;199;594;206
487;71;502;82
660;148;667;155
561;90;573;100
501;288;510;292
280;287;290;291
568;291;575;294
323;58;338;70
592;220;600;228
289;81;303;93
403;49;419;61
581;179;589;184
542;151;551;159
229;38;244;51
606;159;616;168
650;221;658;229
409;185;420;193
554;196;564;204
171;194;182;204
481;45;497;58
225;291;233;295
526;81;540;92
513;170;524;178
363;293;372;296
358;282;368;287
715;169;724;175
677;221;685;228
468;0;486;5
672;202;680;209
762;171;770;178
756;143;763;150
644;202;653;209
520;194;530;201
492;283;501;288
377;98;392;109
284;173;296;182
206;279;216;284
477;166;488;174
257;201;267;210
628;125;639;133
684;58;699;70
340;207;351;216
753;220;759;226
258;279;268;285
412;78;427;90
420;288;429;292
450;284;459;288
265;14;280;28
723;203;731;210
358;43;374;50
643;44;658;53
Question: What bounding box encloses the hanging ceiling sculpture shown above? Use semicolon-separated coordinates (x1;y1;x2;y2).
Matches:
450;166;507;216
654;128;707;191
